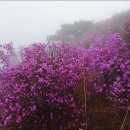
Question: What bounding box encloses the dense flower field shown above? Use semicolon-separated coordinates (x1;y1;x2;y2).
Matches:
0;17;129;130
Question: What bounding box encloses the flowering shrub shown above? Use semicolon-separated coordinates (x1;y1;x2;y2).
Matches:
0;18;129;130
79;32;129;129
85;33;130;106
0;43;85;130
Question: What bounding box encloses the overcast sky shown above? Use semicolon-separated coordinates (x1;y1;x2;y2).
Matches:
0;1;130;48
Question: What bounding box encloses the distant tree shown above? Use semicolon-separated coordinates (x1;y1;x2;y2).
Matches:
48;10;130;42
95;9;130;33
48;20;94;42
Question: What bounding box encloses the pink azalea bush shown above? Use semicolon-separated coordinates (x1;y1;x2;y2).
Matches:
0;18;129;130
0;43;85;130
84;33;130;108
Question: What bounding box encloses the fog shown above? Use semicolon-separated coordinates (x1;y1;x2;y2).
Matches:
0;1;130;49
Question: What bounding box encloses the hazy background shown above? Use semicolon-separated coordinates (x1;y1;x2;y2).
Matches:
0;1;130;48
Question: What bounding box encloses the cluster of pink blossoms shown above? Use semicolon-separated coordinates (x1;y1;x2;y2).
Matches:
0;43;85;129
0;18;129;130
84;33;130;108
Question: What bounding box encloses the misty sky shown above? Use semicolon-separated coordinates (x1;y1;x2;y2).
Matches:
0;1;130;49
